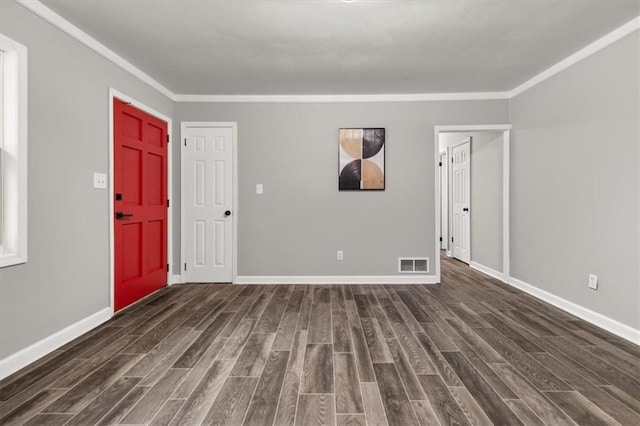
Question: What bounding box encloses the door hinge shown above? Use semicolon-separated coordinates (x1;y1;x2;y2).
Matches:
439;237;442;242
184;263;187;271
167;199;170;207
167;263;169;272
451;237;454;242
167;134;170;143
451;157;454;163
438;161;442;167
184;138;187;146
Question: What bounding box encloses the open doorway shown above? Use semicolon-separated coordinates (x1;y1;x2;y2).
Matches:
434;125;511;283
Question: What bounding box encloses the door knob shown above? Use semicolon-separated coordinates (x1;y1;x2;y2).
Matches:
116;212;134;220
224;210;231;217
462;208;469;212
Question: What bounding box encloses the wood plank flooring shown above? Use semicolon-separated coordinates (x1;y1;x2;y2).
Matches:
2;256;640;425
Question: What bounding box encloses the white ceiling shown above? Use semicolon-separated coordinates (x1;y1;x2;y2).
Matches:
40;0;639;95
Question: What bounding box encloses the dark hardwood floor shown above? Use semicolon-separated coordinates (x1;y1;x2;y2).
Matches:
1;256;639;425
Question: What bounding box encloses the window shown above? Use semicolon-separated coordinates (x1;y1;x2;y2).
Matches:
0;34;27;268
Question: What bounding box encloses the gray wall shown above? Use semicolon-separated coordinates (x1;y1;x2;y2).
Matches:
439;131;503;271
174;101;509;276
0;1;174;359
3;0;636;367
510;33;639;329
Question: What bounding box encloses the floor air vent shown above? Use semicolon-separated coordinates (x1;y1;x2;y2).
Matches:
398;258;429;273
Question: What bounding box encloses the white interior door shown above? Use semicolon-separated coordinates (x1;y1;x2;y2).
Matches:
183;125;234;282
440;152;448;250
452;141;471;263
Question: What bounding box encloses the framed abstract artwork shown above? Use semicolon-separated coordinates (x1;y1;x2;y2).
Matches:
339;128;385;191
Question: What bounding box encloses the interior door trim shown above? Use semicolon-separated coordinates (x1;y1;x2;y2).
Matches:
180;121;238;285
108;88;173;316
433;124;511;284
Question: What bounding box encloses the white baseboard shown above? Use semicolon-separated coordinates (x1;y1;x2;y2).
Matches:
170;274;184;285
470;262;505;282
468;263;640;345
235;275;437;285
506;277;640;346
0;308;112;380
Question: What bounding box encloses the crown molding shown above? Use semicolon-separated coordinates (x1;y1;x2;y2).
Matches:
509;15;640;98
173;92;510;103
435;124;512;133
16;0;176;101
16;1;640;103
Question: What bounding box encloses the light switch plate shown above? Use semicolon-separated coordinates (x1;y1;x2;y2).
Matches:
93;172;107;189
256;184;264;194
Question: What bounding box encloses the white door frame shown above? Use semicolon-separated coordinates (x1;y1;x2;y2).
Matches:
108;88;173;316
439;151;448;251
180;122;238;284
433;124;511;283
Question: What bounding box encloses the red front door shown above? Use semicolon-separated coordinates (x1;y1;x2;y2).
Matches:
114;99;168;311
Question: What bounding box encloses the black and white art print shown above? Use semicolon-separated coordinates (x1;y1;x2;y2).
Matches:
339;128;385;191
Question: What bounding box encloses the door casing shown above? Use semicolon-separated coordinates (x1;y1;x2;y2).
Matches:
439;152;448;251
434;125;511;283
180;122;238;284
108;88;173;315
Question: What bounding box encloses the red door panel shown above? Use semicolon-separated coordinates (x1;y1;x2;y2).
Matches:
114;99;168;311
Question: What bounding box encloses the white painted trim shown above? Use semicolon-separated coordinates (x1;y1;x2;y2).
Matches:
434;128;441;283
0;308;111;380
470;261;505;282
235;275;438;285
180;122;238;284
434;125;511;284
0;253;26;268
0;33;28;268
170;274;184;285
108;89;173;315
502;131;510;278
439;152;448;250
509;16;640;97
436;125;513;133
468;261;639;345
506;277;640;346
15;0;175;100
174;92;510;103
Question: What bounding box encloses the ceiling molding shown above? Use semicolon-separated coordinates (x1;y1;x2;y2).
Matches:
509;15;640;98
17;1;640;104
173;92;510;103
16;0;176;101
435;124;512;133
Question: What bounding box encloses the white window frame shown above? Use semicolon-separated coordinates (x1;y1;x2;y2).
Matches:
0;34;28;268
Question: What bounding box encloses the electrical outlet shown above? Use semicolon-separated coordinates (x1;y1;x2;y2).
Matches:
93;172;107;189
337;250;343;261
256;184;263;194
588;274;598;290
